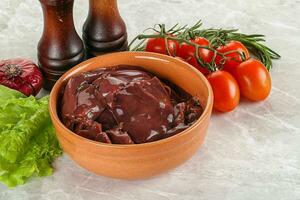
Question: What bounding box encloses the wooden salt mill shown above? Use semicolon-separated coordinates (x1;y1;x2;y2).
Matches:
83;0;128;58
38;0;85;90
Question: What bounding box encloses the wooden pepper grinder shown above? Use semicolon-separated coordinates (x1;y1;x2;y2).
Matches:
38;0;85;90
83;0;128;58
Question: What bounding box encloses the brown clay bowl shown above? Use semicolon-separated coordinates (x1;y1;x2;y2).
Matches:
49;51;213;179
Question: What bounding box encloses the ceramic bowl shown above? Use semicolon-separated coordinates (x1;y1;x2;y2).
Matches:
49;51;213;179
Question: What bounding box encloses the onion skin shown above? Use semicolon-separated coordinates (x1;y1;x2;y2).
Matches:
0;59;43;96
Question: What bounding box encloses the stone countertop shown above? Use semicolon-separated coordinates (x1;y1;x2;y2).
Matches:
0;0;300;199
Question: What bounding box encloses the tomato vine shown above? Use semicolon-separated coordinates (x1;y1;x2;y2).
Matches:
129;20;280;71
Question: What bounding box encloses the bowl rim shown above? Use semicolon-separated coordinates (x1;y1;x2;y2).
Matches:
49;51;213;149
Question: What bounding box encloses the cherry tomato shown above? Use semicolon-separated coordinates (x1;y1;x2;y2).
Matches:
207;70;240;112
215;41;250;74
178;37;213;75
233;59;271;101
187;55;210;75
145;37;179;56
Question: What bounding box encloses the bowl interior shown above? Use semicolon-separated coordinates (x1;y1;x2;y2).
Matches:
50;51;213;147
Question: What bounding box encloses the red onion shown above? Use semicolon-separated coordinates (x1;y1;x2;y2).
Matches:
0;59;43;96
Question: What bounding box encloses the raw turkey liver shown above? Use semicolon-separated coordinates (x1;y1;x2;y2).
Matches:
61;66;203;144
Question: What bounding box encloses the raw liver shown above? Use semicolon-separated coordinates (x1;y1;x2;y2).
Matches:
61;66;202;144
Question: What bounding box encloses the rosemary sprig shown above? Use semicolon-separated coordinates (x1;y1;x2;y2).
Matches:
195;29;281;70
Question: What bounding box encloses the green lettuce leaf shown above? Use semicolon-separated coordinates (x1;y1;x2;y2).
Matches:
0;85;62;187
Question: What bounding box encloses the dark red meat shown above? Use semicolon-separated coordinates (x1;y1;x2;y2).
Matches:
61;66;203;144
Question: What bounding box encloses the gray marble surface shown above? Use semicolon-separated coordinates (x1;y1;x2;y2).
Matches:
1;0;300;199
